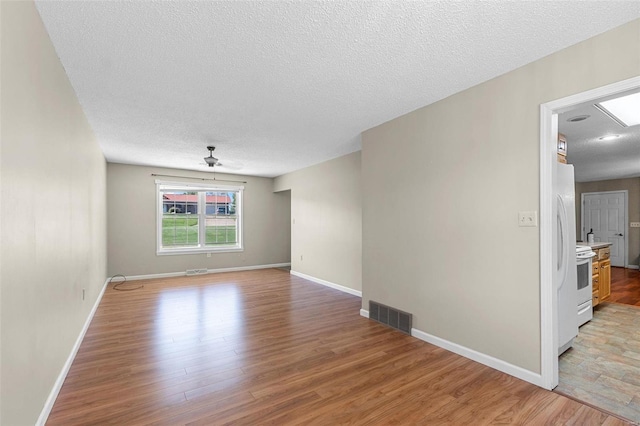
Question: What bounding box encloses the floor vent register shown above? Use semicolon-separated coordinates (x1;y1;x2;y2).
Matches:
369;301;412;335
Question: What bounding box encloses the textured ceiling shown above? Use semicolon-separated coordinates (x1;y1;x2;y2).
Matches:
560;89;640;183
35;1;640;178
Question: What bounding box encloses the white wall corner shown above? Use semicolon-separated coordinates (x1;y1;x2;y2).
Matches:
290;270;362;297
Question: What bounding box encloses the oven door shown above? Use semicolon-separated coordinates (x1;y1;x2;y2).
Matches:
576;256;593;326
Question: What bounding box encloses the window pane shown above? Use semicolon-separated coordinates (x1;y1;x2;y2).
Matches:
205;216;237;245
205;191;237;245
161;191;199;247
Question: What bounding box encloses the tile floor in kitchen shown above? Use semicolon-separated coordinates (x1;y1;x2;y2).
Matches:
557;267;640;424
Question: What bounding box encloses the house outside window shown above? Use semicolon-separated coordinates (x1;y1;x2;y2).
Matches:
156;180;243;255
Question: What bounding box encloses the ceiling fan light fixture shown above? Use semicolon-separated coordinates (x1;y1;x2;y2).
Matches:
204;145;219;167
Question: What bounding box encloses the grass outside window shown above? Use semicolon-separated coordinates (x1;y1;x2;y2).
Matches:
162;215;237;247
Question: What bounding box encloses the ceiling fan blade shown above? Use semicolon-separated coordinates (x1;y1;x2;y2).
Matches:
217;161;243;171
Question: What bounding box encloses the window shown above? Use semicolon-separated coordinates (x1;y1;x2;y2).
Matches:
156;180;243;255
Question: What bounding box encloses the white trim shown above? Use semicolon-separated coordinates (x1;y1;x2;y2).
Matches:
361;308;542;386
628;265;640;270
36;277;110;426
411;327;544;388
289;270;362;297
122;263;292;281
542;77;640;112
580;190;628;268
540;101;557;390
539;76;640;391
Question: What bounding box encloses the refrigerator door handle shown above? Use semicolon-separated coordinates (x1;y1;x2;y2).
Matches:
557;194;569;290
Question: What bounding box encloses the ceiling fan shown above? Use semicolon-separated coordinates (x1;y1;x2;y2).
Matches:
203;146;222;168
201;145;243;171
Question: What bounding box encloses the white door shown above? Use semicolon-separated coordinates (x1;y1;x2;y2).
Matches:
582;191;626;267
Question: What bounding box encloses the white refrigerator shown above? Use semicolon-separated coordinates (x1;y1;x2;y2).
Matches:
556;162;578;355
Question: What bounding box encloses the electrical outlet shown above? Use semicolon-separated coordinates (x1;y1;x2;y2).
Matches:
82;289;85;301
518;211;538;227
300;255;303;261
206;252;211;258
631;222;640;228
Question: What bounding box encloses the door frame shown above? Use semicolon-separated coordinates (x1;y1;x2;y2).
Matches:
539;75;640;390
581;190;628;268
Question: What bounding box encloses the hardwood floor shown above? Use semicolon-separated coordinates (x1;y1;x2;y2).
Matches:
609;267;640;306
48;269;629;425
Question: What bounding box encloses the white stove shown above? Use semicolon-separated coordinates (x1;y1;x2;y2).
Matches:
576;245;596;326
576;245;594;256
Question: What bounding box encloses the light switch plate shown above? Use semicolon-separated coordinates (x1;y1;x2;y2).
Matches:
519;211;538;227
631;222;640;228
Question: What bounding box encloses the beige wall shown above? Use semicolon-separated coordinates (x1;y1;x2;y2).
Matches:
0;2;108;424
274;152;362;292
362;20;640;374
576;178;640;266
107;163;290;276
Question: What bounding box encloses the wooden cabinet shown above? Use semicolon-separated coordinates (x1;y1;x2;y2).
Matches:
600;258;611;301
591;246;611;307
592;260;600;307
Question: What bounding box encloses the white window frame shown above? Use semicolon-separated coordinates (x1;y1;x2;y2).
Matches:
156;180;244;255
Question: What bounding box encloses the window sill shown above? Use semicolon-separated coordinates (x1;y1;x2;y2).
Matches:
157;246;244;256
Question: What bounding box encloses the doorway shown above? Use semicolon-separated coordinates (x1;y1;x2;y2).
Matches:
581;190;628;267
539;75;640;390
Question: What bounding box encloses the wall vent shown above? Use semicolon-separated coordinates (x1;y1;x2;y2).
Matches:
186;269;208;276
369;301;412;335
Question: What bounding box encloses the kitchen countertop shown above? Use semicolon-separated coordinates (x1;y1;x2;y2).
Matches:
577;242;612;249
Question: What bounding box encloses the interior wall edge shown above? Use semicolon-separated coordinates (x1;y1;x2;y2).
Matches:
35;276;110;426
410;328;545;389
119;262;292;282
272;151;362;293
290;270;362;297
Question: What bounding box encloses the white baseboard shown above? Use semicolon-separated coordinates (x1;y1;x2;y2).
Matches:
36;277;110;426
121;263;292;281
290;270;362;297
627;264;639;270
410;328;544;388
361;308;542;387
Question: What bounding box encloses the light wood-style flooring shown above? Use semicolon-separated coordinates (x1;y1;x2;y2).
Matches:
557;302;640;424
557;267;640;424
48;269;629;425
